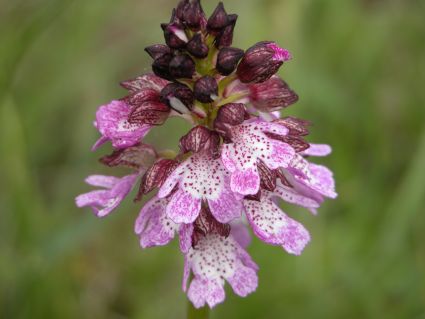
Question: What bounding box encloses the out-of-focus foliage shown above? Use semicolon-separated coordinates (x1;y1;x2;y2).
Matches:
1;0;424;318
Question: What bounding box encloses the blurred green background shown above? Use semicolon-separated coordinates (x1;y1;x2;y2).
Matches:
1;0;425;318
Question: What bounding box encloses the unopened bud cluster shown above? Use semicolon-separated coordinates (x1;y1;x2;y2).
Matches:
76;0;336;309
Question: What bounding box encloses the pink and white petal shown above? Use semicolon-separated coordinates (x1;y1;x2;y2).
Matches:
95;100;127;136
271;111;281;119
134;197;161;234
166;190;201;224
264;140;295;169
236;246;259;271
258;121;289;136
185;233;259;307
286;172;325;204
230;168;260;196
75;190;108;210
227;265;258;297
244;195;310;255
288;154;311;179
258;111;281;121
139;214;177;248
91;136;109;151
76;174;137;218
158;163;185;198
95;100;152;149
301;144;332;157
136;197;178;248
274;185;320;209
278;218;311;255
183;257;191;292
179;224;194;254
178;155;227;201
110;125;151;149
188;278;225;309
208;190;243;223
110;174;138;196
230;222;252;249
221;146;238;173
75;190;122;218
96;198;122;217
85;175;120;189
309;164;337;198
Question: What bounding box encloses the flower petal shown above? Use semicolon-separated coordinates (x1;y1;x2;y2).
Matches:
158;163;185;198
264;140;295;169
95;100;151;149
274;184;320;209
135;197;178;248
85;175;120;188
76;174;137;218
301;144;332;157
230;168;260;196
75;190;110;211
223;121;295;195
208;188;243;223
244;193;310;255
309;164;337;198
179;224;194;254
178;153;228;200
230;221;252;249
91;136;109;151
183;257;191;292
187;278;225;309
227;266;258;297
167;189;201;224
185;234;258;308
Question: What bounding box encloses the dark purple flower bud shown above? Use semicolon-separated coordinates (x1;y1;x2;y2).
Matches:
169;54;195;79
186;33;209;58
274;116;310;136
145;44;171;60
160;83;194;113
179;126;220;155
136;159;180;200
192;204;231;246
215;14;237;48
183;0;205;30
207;2;228;33
237;41;292;83
216;47;244;76
193;76;218;103
152;53;174;81
249;76;298;112
163;23;188;49
168;8;179;24
100;143;156;170
214;103;248;135
257;160;277;191
128;101;170;126
176;0;189;21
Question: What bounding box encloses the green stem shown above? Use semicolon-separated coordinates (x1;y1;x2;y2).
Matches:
187;300;210;319
215;92;248;107
218;74;237;96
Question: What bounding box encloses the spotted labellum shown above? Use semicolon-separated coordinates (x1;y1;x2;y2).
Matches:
76;0;337;310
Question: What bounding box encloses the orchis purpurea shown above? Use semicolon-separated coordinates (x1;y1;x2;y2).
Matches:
76;0;337;311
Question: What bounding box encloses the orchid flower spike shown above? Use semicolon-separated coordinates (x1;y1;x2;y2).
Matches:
76;0;337;310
